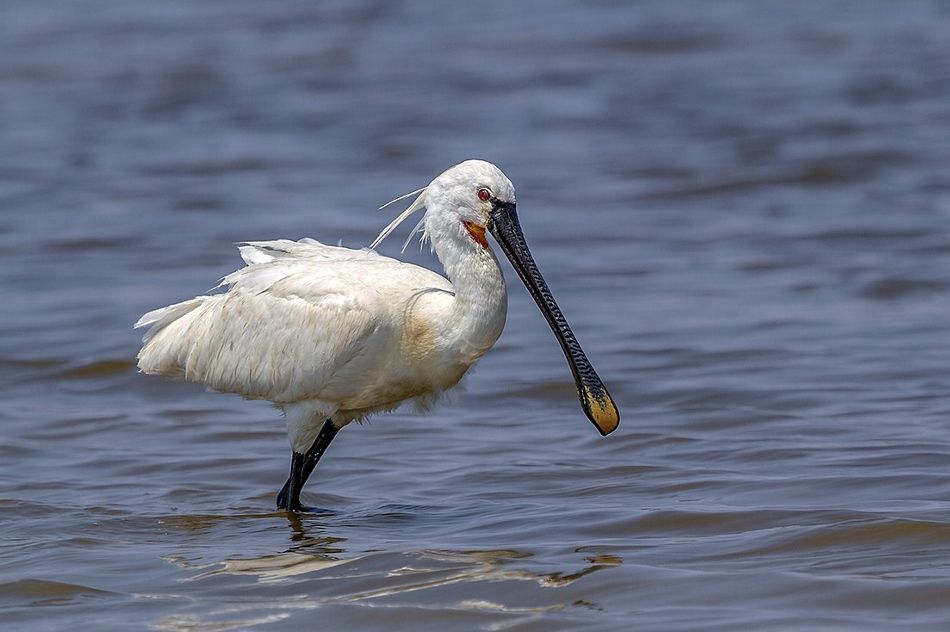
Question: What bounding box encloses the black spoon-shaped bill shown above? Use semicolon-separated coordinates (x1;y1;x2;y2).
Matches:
488;202;619;436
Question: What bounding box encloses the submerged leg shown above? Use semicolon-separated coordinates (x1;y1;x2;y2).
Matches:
276;419;340;512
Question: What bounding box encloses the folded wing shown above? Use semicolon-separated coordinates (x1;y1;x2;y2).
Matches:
135;239;450;404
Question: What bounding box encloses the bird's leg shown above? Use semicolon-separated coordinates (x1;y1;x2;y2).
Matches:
276;419;340;512
297;420;340;489
276;451;308;513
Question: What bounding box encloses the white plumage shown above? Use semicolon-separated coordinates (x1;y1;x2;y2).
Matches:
136;160;617;512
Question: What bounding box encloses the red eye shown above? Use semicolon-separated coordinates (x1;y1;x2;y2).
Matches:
477;188;491;202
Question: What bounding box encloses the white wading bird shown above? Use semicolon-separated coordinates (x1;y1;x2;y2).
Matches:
136;160;618;512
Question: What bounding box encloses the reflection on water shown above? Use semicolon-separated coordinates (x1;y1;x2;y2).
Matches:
0;579;114;608
160;521;623;631
192;551;350;583
3;0;950;629
151;508;626;629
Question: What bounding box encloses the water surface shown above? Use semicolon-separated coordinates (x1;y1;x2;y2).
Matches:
3;1;950;629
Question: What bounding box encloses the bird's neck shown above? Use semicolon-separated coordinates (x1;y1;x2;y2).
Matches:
430;220;508;363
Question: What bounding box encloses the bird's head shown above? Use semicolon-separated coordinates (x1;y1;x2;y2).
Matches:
371;160;516;252
425;160;516;247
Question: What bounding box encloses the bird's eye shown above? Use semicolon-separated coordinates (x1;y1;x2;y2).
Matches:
477;188;491;202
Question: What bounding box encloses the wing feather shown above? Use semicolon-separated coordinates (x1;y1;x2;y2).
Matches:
136;239;451;404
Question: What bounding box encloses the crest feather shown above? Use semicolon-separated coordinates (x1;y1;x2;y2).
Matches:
370;187;428;251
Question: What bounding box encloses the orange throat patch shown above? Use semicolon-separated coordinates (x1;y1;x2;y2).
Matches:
463;221;489;249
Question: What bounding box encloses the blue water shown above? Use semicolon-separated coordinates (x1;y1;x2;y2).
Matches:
3;1;950;629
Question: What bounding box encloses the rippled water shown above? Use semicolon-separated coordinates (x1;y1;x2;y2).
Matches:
4;1;950;629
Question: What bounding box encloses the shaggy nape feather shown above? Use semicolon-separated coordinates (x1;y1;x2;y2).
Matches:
370;187;429;252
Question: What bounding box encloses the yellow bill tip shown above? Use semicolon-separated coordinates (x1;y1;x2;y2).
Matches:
581;385;620;436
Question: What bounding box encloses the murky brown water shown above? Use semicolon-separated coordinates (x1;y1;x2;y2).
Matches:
3;1;950;629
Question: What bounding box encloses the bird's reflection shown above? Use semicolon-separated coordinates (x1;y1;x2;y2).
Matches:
185;513;624;594
164;509;624;601
541;554;624;586
159;513;624;631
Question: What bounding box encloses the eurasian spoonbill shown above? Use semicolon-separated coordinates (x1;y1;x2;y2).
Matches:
135;160;618;512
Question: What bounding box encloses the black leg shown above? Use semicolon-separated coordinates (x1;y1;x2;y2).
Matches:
276;419;340;512
276;451;307;512
297;420;340;488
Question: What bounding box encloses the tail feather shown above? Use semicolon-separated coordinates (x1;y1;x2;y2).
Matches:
134;297;207;344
